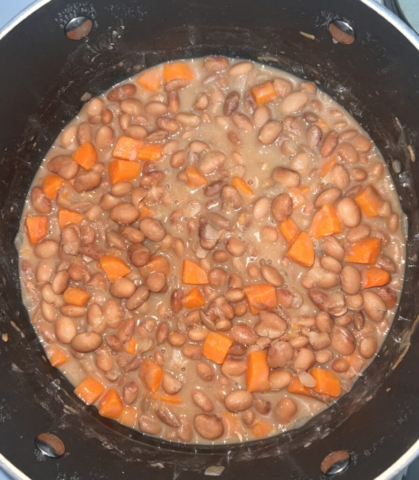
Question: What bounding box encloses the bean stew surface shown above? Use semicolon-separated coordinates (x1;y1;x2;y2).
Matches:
17;57;406;444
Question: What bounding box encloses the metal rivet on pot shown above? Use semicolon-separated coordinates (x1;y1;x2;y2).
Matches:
64;16;93;40
320;450;351;475
328;20;356;45
35;433;65;458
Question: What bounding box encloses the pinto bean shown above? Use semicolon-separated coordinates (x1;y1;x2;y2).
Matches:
55;316;76;344
363;291;387;322
221;357;247;377
359;336;378;359
271;193;293;223
223;91;240;116
267;340;294;368
77;122;92;145
388;213;399;233
204;56;229;72
253;106;271;128
200;151;226;174
225;390;253;413
272;167;300;188
307;124;322;149
30;187;51;214
226;237;246;257
332;358;350;373
107;83;136;102
281;91;308;114
293;348;316;371
331;326;355;355
331;164;350;190
138;415;162;435
192;390;214;412
197;363;214;382
51;271;70;294
252;197;270;221
176;113;201;127
340;265;361;295
275;398;297;424
73;171;102;193
139;218;166;242
338;142;359;164
230;323;257;345
110;203;139;224
336;197;361;228
71;332;102;353
320;130;339;157
35;240;59;259
48;155;78;180
162;373;182;395
36;260;54;283
321;237;345;261
194;414;224;440
193;93;209;110
95;125;114;149
314;187;341;208
61;226;80;256
258;120;282;144
232;113;253;131
261;265;284;287
122;381;139;405
110;278;136;299
269;369;292;390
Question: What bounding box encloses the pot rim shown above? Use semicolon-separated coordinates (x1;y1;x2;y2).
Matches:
0;1;418;479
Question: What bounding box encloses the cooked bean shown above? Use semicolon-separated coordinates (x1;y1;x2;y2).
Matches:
126;286;150;310
40;301;55;322
340;265;361;295
293;347;316;371
331;326;355;355
226;237;246;257
168;331;186;347
110;278;136;299
204;56;229;72
51;271;70;294
77;122;92;145
308;331;331;351
363;291;387;322
314;187;341;208
139;218;166;242
73;171;101;193
228;61;253;76
176;113;201;127
267;340;294;368
269;369;292;390
55;316;76;344
182;344;202;359
36;260;54;283
194;413;224;440
260;226;278;243
192;390;214;412
272;167;300;188
145;272;165;293
388;213;399;233
332;358;350;373
48;155;78;180
200;151;226;174
307;124;322;148
253;106;271;129
359;336;378;359
275;397;297;424
320;256;342;273
194;92;209;110
321;237;345;261
336;197;361;228
230;323;257;345
138;415;162;435
197;363;214;381
352;167;368;181
347;224;370;243
232;113;253;131
30;187;52;214
338;142;359;164
320;130;339;157
223;91;240;116
162;373;182;395
221;357;247;377
129;244;151;267
225;390;253;413
261;265;284;287
271;193;293;223
258;120;282;144
71;332;102;353
331;164;350;190
95;125;114;149
252;197;270;221
41;284;56;304
110;203;139;224
107;84;136;102
35;240;59;259
281;91;308;114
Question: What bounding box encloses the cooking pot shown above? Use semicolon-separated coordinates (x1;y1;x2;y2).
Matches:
1;0;419;478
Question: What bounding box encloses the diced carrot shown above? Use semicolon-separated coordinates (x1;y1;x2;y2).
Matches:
74;377;105;405
355;185;384;218
58;208;85;229
345;237;381;265
311;368;341;398
47;346;69;367
287;376;312;397
243;284;277;315
320;155;338;178
278;217;300;243
252;420;273;438
182;287;206;309
288;187;306;210
138;256;170;277
231;177;254;196
99;255;131;283
124;338;137;356
42;174;64;199
138;144;163;161
119;406;138;427
25;216;48;245
137;68;162;92
139;359;163;392
63;287;91;306
185;166;208;188
286;231;315;268
163;62;194;83
182;259;209;285
98;388;124;419
138;202;153;220
310;204;343;238
108;160;141;185
151;392;183;404
361;266;391;289
113;136;144;161
251;81;278;106
316;118;330;133
246;350;270;393
203;331;233;364
72;142;98;170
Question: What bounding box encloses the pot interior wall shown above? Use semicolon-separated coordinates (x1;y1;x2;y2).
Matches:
0;0;419;479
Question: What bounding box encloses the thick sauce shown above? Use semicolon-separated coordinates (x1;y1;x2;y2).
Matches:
17;57;406;444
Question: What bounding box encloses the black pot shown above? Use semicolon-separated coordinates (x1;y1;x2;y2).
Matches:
1;1;419;478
